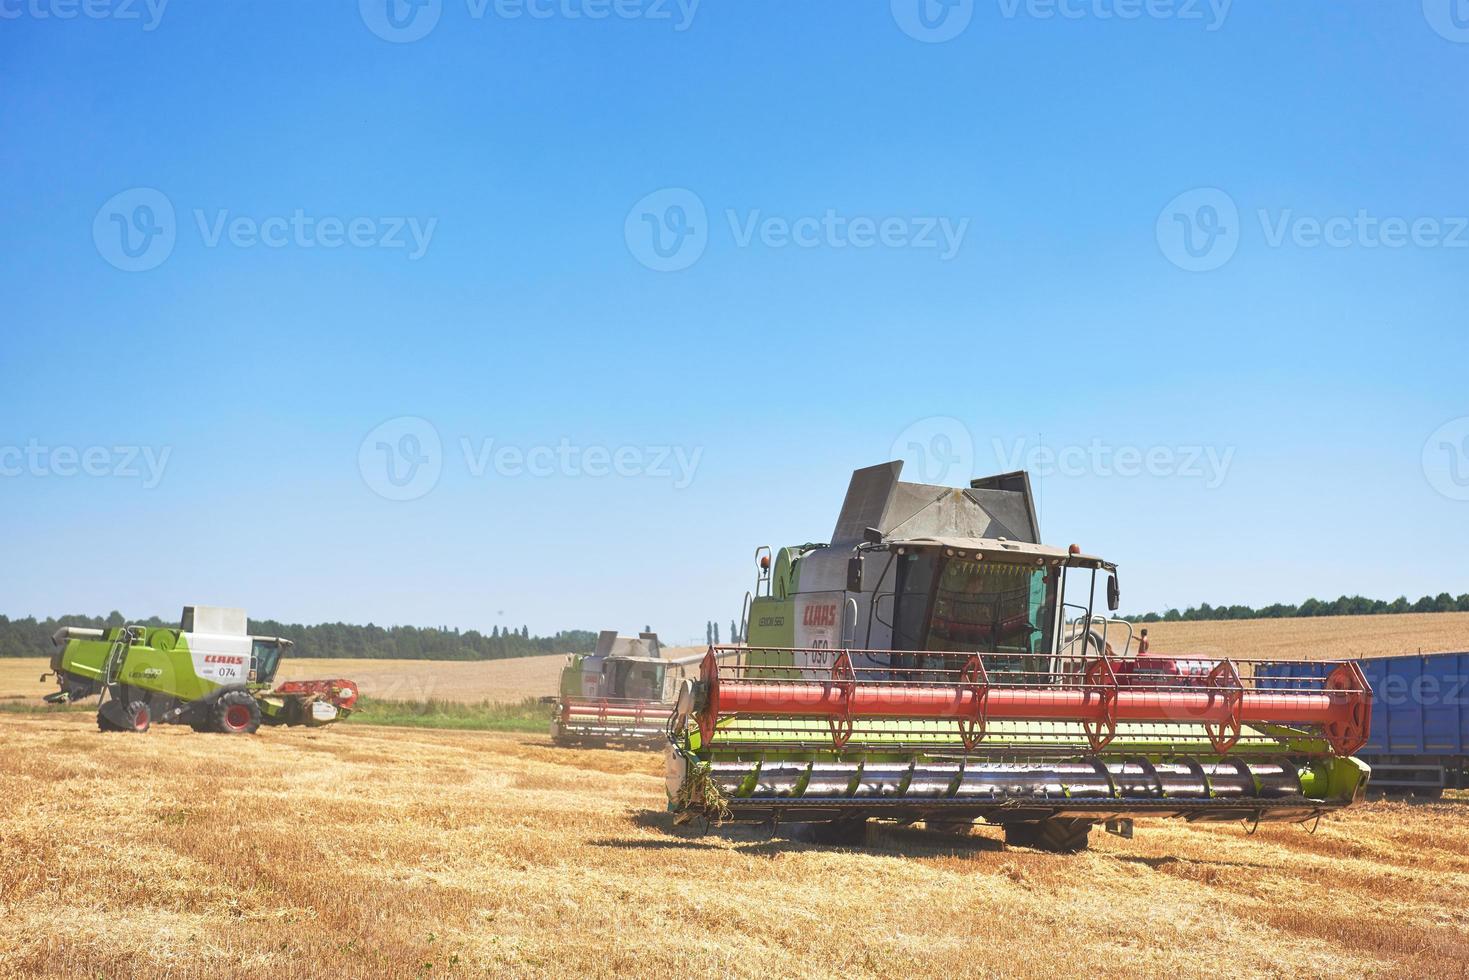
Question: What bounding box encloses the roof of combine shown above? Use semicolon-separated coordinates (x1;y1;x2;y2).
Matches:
833;462;1041;546
890;536;1113;570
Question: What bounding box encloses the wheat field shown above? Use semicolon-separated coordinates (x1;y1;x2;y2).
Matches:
1;712;1466;979
3;616;1468;978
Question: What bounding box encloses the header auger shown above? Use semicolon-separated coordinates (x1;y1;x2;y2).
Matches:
665;462;1372;851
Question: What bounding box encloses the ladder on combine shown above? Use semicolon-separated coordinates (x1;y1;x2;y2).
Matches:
100;627;141;695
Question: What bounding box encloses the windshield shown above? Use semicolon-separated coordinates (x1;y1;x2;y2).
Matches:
251;640;282;684
610;661;666;701
891;553;1059;670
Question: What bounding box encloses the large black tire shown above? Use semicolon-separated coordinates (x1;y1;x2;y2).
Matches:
1004;818;1093;853
97;699;150;733
213;691;262;735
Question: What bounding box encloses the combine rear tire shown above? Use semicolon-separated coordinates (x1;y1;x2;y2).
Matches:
213;692;262;735
1004;818;1093;853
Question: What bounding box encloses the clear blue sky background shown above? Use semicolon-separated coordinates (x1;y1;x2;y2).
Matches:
2;1;1465;645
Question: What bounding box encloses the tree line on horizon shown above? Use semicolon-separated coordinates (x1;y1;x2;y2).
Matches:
1124;592;1469;624
0;612;599;660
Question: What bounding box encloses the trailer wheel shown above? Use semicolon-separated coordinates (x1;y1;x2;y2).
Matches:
213;692;262;735
1004;818;1093;853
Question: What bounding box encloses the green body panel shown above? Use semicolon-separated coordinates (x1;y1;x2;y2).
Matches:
745;546;801;668
559;655;587;697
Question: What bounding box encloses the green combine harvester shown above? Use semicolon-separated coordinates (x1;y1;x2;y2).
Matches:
665;462;1372;852
45;605;358;734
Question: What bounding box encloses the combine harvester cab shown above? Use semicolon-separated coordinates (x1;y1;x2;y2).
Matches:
666;462;1373;852
548;631;708;747
46;605;358;734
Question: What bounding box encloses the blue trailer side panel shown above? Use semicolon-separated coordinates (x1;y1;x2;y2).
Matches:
1461;653;1469;754
1385;657;1425;753
1424;655;1460;753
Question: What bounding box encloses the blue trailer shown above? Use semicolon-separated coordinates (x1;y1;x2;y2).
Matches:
1261;652;1469;796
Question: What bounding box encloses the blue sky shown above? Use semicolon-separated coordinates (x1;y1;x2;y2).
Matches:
2;0;1466;645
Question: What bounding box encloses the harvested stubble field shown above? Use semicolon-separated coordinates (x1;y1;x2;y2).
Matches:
1;712;1467;979
3;615;1468;978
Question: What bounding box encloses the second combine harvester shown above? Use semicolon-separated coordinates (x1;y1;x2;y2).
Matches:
665;462;1372;852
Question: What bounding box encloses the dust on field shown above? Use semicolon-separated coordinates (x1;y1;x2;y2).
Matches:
2;714;1466;979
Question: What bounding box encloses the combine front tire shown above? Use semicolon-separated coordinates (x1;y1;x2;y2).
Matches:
97;699;151;733
1004;819;1093;853
213;692;262;735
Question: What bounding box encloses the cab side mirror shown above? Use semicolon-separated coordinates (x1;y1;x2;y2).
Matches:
847;555;864;593
1106;573;1120;612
